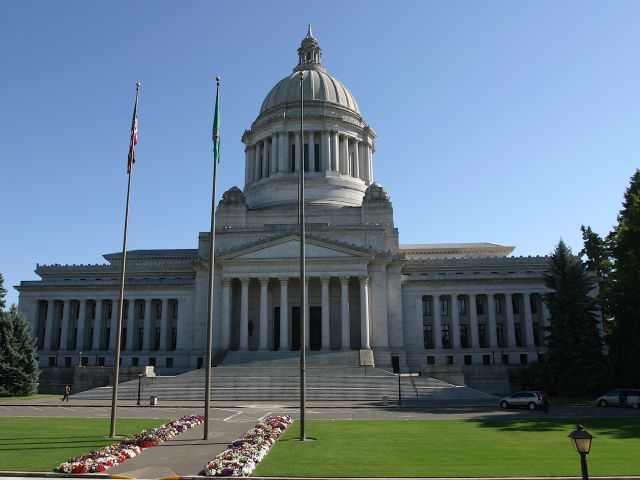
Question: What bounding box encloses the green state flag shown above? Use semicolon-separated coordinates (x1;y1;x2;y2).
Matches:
212;81;220;163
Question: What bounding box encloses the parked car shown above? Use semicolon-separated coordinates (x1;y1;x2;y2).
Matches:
596;389;640;408
499;391;545;410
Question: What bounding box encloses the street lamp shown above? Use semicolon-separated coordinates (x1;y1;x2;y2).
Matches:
568;424;593;480
137;374;143;406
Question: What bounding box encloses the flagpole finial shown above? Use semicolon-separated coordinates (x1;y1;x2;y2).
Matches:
216;76;221;85
136;81;141;90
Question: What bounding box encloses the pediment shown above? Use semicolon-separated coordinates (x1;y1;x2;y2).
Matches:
220;235;371;261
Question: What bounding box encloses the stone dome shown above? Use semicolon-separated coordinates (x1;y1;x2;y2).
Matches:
258;25;360;116
260;70;360;115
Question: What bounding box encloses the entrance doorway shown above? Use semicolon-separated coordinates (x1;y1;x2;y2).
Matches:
291;306;322;350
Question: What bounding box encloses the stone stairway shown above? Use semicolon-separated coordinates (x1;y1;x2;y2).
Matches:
72;350;495;404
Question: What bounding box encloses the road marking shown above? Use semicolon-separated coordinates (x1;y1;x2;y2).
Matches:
28;406;44;411
0;406;11;410
223;410;243;422
257;411;273;422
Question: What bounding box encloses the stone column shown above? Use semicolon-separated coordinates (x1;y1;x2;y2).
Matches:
42;300;54;350
221;278;231;349
432;294;443;349
271;134;278;174
487;294;498;348
331;130;339;171
240;278;249;350
367;142;374;181
523;293;535;347
244;147;250;186
91;300;102;350
340;276;350;349
142;299;152;351
320;276;330;350
259;277;269;350
76;299;87;351
451;295;460;349
159;298;169;351
358;143;366;180
505;293;517;347
254;144;261;181
295;132;302;172
125;299;134;351
352;140;360;179
262;140;269;178
60;299;71;350
321;130;330;171
278;131;287;172
340;135;348;174
359;276;371;349
308;131;316;172
279;278;289;350
469;294;479;348
109;300;119;351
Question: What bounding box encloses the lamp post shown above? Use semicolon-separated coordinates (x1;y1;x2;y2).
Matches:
569;424;593;480
137;374;143;406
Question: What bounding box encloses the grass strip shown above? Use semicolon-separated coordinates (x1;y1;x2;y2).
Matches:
0;417;168;472
254;418;640;477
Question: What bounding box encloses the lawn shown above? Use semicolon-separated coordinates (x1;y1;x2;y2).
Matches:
0;417;168;472
254;418;640;477
0;394;58;402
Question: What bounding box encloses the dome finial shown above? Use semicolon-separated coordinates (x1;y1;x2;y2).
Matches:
295;25;322;72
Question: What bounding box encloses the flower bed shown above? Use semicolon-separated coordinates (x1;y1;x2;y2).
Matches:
56;414;204;473
202;415;293;476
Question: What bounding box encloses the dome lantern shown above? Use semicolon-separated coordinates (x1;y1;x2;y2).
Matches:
295;24;324;73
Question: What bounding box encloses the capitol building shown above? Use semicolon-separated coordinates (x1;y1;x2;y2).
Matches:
17;28;551;390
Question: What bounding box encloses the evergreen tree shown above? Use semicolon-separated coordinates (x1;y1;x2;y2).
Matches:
542;240;606;396
579;225;612;324
607;170;640;386
0;274;6;311
0;275;40;396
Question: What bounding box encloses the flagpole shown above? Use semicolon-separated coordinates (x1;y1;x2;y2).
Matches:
110;81;140;438
204;76;221;440
299;70;306;442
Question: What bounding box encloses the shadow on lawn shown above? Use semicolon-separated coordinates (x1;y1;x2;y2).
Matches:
467;417;640;439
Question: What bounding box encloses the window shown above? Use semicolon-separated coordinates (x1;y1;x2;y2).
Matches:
122;328;127;350
447;355;454;365
478;324;487;348
483;354;491;365
495;297;502;314
426;355;435;365
48;356;56;367
512;297;520;315
476;297;485;315
501;353;509;365
442;324;450;348
98;357;105;367
464;355;472;365
197;357;204;369
123;301;129;319
460;324;469;348
423;324;433;349
514;322;522;347
520;353;528;365
440;299;449;317
81;357;88;367
171;327;177;350
148;357;156;367
105;328;110;350
165;357;173;368
458;298;466;315
107;301;113;319
530;296;538;314
303;143;309;172
537;353;545;363
155;327;161;350
155;303;162;320
139;303;145;320
496;323;505;347
422;297;432;317
314;143;321;172
132;357;139;366
171;302;178;320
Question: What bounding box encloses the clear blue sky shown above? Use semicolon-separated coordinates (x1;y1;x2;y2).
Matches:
1;1;638;307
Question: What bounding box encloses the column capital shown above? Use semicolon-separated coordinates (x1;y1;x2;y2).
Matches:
320;276;331;285
221;277;232;287
358;275;370;286
259;277;269;286
339;275;350;284
240;277;250;287
279;277;289;286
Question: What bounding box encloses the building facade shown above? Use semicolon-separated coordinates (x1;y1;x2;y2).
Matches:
17;28;552;377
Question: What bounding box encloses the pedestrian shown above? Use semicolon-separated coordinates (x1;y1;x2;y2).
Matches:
541;392;549;413
62;384;71;402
